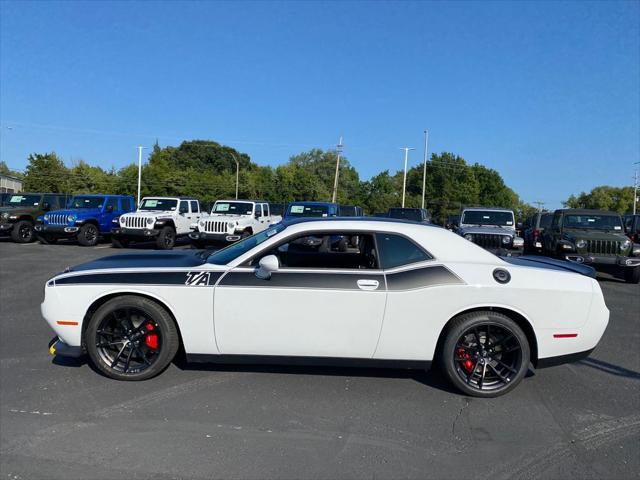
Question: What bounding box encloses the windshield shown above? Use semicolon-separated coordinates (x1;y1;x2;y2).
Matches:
286;204;330;217
389;208;422;222
7;194;41;207
462;210;514;227
207;223;286;265
564;214;623;231
68;196;104;209
139;198;178;211
212;202;253;215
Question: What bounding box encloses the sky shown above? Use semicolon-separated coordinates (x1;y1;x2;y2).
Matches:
1;0;638;208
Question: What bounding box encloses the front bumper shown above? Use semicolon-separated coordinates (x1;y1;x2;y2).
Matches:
563;254;640;268
489;247;524;257
34;224;80;237
189;231;241;244
111;227;160;238
0;222;14;235
48;336;84;358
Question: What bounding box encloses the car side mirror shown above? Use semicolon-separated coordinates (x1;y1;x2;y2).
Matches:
106;205;114;213
255;254;279;280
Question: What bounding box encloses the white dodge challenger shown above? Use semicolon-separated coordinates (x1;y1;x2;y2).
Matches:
43;218;609;397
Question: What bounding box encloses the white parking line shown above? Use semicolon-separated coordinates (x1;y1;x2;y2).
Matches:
94;245;112;249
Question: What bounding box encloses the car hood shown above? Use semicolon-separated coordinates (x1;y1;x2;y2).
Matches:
124;211;174;219
459;225;515;236
563;228;628;241
502;255;596;278
66;251;209;272
207;214;248;222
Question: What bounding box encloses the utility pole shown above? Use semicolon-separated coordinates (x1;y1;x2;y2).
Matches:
421;130;429;210
533;201;545;212
231;153;240;200
331;136;344;204
633;162;639;215
136;146;146;206
399;147;415;208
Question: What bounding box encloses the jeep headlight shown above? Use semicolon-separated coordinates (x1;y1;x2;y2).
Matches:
112;217;120;224
464;233;473;241
227;222;234;229
576;239;587;249
44;214;49;221
67;214;76;223
1;212;9;220
621;239;631;251
120;217;126;224
501;235;511;245
146;217;154;225
200;220;205;227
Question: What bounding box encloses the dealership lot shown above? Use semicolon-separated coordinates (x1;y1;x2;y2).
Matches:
1;239;638;479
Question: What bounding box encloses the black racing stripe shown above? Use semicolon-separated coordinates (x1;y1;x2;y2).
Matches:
386;265;463;291
219;271;384;290
56;271;222;286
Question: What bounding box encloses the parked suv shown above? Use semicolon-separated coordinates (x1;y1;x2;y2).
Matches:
190;199;282;247
543;209;640;283
284;201;339;219
388;207;431;224
458;207;524;256
112;197;202;249
523;212;553;254
35;194;135;246
0;193;69;243
338;205;364;217
623;214;640;244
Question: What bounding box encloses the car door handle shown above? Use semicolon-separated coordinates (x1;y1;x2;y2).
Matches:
357;279;379;291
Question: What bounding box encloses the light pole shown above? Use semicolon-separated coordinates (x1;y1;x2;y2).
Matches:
331;136;344;204
399;147;415;208
136;146;147;206
421;130;429;210
231;153;239;199
633;162;639;215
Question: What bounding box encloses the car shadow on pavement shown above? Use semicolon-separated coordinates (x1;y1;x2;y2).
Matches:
575;357;640;380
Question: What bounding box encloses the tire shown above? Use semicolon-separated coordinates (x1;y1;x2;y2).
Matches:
112;237;130;248
440;311;530;398
10;220;35;243
155;226;176;249
77;223;99;246
85;295;179;381
624;266;640;284
241;230;251;239
38;235;58;245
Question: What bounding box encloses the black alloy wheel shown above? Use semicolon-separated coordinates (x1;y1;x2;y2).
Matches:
156;226;176;250
78;223;99;246
85;295;179;380
441;311;530;397
11;220;35;243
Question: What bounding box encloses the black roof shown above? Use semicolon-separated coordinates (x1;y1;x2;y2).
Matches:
280;216;440;228
554;208;621;216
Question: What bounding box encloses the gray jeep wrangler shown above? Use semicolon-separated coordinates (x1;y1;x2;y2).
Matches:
458;207;524;256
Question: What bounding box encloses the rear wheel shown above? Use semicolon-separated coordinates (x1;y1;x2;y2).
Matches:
77;223;99;246
112;237;130;248
440;311;530;397
156;226;176;249
624;266;640;284
11;220;35;243
85;295;179;380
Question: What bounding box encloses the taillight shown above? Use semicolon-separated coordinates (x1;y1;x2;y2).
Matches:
533;229;541;238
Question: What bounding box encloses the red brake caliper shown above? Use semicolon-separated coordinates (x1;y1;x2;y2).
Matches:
144;323;158;350
456;347;474;372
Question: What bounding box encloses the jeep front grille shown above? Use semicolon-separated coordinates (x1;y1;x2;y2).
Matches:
202;220;228;233
48;214;68;225
123;216;148;229
469;234;508;250
585;240;620;256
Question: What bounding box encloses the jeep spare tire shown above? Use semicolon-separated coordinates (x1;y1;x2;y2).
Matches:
77;223;99;246
156;226;176;250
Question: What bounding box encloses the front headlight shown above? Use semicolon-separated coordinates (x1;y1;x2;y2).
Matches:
67;214;76;223
44;214;49;221
501;235;511;245
576;239;587;248
1;212;9;220
621;239;631;251
146;217;154;225
200;220;205;227
227;222;234;229
112;217;120;224
120;217;126;224
464;233;473;241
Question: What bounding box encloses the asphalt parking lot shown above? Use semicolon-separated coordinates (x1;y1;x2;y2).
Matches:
1;238;639;480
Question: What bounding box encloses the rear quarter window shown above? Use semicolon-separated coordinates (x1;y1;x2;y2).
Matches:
376;233;431;269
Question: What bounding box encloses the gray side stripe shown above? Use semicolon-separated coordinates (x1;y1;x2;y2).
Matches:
219;271;384;290
56;271;223;286
386;265;463;291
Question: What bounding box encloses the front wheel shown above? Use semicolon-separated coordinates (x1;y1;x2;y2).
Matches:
77;223;99;246
624;266;640;284
11;220;35;243
440;311;530;397
156;226;176;249
85;295;179;380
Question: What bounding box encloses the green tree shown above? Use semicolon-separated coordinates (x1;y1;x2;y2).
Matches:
0;161;23;178
22;152;69;193
564;186;634;214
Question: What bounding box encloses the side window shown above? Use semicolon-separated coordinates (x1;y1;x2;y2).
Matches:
262;203;269;217
190;200;199;213
552;214;560;228
127;198;135;211
179;200;189;214
255;204;263;218
258;232;378;269
43;195;58;209
105;197;118;212
375;233;431;270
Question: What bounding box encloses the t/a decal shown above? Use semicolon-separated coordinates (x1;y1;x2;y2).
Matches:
185;271;212;286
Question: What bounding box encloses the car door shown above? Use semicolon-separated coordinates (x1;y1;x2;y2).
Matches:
213;230;386;358
177;200;191;233
190;200;201;222
101;197;119;230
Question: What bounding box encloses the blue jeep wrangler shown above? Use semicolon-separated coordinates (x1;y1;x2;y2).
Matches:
35;194;135;246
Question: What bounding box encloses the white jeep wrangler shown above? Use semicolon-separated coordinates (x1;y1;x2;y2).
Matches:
111;197;202;250
189;199;282;247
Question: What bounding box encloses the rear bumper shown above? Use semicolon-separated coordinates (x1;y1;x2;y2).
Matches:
563;254;640;268
49;336;84;358
111;227;160;238
536;348;594;368
189;231;240;244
